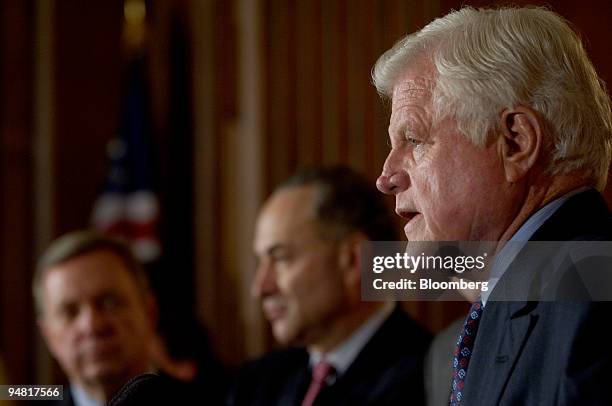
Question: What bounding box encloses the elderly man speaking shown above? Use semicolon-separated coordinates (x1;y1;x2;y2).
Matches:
374;6;612;406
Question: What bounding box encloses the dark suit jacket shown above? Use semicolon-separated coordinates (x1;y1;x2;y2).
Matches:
461;189;612;405
228;306;431;405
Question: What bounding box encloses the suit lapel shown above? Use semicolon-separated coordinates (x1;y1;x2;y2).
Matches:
467;238;543;404
462;301;538;405
328;306;429;404
278;354;311;406
330;308;401;402
529;189;611;241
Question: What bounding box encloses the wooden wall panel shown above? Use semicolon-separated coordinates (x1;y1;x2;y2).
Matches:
0;0;35;384
260;0;425;185
295;0;321;166
334;0;350;164
265;0;295;188
320;0;341;164
53;0;124;235
210;0;242;364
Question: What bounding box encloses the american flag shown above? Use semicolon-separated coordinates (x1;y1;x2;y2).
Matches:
91;57;161;262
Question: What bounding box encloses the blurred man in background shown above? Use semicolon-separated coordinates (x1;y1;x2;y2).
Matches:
34;231;158;406
228;166;430;405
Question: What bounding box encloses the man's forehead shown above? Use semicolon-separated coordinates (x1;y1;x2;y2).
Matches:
255;192;325;250
44;255;134;294
391;54;436;100
391;74;432;103
388;78;435;136
255;215;322;252
258;187;317;227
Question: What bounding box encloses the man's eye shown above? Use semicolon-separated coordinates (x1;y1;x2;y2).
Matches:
272;254;291;262
406;137;422;147
58;304;79;321
99;294;123;311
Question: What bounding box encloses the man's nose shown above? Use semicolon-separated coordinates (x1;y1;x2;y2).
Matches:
377;150;410;194
77;305;111;336
251;261;278;299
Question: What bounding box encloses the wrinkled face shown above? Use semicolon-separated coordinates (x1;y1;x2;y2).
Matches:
376;56;509;241
39;250;153;388
252;186;351;347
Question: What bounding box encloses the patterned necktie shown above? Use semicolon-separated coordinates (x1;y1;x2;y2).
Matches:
450;300;484;405
302;361;335;406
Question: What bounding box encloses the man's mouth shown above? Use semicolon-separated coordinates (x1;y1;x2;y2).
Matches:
262;299;286;322
396;209;420;222
396;209;422;237
82;341;119;362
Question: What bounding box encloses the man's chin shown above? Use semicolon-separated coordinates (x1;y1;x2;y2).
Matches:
271;322;298;346
404;231;433;242
404;226;443;242
82;361;128;384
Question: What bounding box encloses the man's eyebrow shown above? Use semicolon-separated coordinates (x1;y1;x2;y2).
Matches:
390;121;417;134
388;108;427;134
267;244;289;256
57;299;76;309
253;245;288;270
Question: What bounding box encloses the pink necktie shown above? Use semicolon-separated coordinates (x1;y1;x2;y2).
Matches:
301;361;335;406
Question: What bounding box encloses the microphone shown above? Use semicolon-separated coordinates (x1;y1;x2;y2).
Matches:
108;373;191;405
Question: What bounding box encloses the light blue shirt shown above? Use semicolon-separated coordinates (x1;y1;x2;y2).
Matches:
70;385;103;406
481;187;589;306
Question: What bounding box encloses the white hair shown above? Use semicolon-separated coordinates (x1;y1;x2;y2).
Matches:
372;6;612;189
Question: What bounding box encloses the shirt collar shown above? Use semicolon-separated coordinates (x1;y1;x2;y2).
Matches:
308;303;393;376
481;187;589;306
70;385;104;406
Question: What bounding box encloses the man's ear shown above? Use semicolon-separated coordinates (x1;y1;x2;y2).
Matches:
37;317;51;343
37;316;60;358
497;106;543;183
337;232;366;288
